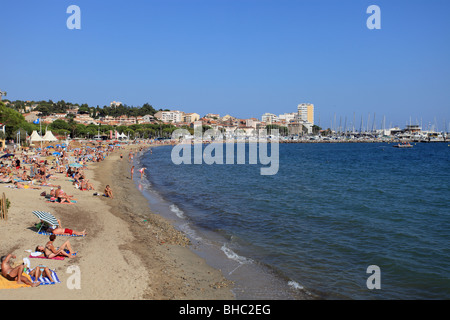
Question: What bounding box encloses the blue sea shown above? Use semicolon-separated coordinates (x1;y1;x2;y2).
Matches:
134;142;450;300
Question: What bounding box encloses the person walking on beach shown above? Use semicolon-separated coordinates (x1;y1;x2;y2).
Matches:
131;166;134;179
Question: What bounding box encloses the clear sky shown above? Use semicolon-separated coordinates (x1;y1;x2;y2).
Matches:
1;0;449;130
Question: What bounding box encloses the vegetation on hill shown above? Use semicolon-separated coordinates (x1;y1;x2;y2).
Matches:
0;101;177;140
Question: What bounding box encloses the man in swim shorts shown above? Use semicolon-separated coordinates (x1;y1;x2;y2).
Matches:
1;254;39;287
47;219;86;236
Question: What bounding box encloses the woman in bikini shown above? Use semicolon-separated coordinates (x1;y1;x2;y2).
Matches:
35;235;77;259
29;265;54;283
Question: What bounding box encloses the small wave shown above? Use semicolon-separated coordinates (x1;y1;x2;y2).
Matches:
179;223;203;242
169;204;185;219
288;280;304;290
221;244;253;265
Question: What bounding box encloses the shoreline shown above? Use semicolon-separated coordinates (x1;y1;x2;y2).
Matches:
97;144;235;299
133;145;314;300
0;143;235;299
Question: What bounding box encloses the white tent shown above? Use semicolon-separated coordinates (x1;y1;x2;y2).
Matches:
42;130;58;142
118;132;127;140
29;130;43;142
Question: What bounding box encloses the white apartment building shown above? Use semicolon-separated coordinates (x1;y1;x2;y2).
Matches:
110;101;123;108
246;118;261;129
278;112;297;123
154;110;185;123
261;113;278;124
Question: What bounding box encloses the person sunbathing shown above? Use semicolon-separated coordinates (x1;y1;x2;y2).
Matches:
0;254;39;287
80;179;94;191
35;235;77;259
29;265;54;283
47;219;86;236
0;175;11;183
20;170;31;181
55;185;74;203
14;181;41;189
40;181;59;188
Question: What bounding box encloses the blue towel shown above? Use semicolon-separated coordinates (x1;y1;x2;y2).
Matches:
38;231;85;237
28;269;60;285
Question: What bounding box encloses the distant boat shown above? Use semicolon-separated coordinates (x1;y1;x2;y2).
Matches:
393;142;413;148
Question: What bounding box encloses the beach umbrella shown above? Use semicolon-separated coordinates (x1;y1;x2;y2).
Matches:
69;163;83;167
52;152;61;156
32;211;59;228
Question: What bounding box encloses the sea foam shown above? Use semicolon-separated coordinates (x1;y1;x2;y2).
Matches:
169;204;185;219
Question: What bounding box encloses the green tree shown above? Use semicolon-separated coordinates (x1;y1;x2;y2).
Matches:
51;119;70;131
0;103;27;138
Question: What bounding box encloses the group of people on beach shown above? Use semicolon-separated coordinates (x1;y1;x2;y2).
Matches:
1;230;79;287
1;216;83;287
0;142;124;199
0;142;119;287
1;141;153;287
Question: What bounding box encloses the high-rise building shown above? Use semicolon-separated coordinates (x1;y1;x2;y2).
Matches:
297;103;314;125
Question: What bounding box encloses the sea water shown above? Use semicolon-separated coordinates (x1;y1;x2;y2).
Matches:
134;142;450;299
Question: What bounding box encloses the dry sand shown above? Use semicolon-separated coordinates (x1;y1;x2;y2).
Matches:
0;144;235;299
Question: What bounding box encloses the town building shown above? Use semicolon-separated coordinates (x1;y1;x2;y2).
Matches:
297;103;314;125
261;113;278;124
154;110;185;123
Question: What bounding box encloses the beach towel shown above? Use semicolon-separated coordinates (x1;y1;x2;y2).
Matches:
37;230;85;237
29;253;65;260
0;274;33;290
27;268;60;285
29;251;77;260
46;198;77;204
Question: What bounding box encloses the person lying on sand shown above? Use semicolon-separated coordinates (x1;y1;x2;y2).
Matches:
13;181;41;190
0;175;12;183
29;265;54;283
46;219;86;236
0;254;39;287
35;235;77;259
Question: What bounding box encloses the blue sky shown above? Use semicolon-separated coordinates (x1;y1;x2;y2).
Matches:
1;0;449;129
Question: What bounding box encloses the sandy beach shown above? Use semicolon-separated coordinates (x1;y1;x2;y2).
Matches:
0;143;234;300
